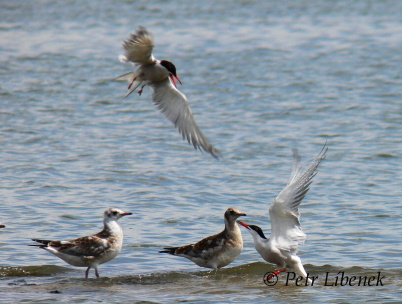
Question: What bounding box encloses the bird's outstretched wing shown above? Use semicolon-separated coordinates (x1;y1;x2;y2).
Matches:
269;144;327;254
120;26;155;65
150;78;221;159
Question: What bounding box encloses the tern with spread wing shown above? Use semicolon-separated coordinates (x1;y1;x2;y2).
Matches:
117;27;220;159
239;145;327;283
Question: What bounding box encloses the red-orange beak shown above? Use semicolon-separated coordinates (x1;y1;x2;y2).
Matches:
169;74;182;88
238;221;250;229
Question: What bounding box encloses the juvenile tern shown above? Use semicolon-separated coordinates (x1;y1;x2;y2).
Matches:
159;208;246;269
239;145;327;282
117;27;220;159
31;208;132;278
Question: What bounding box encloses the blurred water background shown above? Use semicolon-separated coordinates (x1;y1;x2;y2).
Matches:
0;0;401;303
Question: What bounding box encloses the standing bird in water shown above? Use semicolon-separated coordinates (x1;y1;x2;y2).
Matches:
239;145;327;283
160;208;246;269
31;208;132;278
117;27;220;159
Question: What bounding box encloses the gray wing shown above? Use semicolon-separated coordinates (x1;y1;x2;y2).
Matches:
121;26;155;65
150;78;221;159
269;144;327;254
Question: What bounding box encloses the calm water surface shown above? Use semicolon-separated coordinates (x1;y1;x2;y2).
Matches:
1;0;401;303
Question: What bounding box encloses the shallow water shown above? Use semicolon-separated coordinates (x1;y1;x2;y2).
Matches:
1;264;401;303
1;0;401;303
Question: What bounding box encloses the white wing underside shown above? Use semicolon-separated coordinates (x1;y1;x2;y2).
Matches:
269;145;327;254
150;78;220;159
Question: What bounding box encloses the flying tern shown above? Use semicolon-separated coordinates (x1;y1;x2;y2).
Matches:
117;27;220;159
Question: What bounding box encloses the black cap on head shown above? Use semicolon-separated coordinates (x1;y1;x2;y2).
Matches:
249;225;267;239
160;60;178;76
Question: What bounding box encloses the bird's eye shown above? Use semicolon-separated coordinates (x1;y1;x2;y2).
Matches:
229;210;235;215
112;211;118;216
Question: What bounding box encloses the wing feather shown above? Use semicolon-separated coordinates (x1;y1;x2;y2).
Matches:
38;235;110;258
150;78;221;159
269;144;327;254
174;231;225;259
121;26;155;65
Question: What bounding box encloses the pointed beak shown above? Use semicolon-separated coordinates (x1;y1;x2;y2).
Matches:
237;221;250;229
121;212;132;216
238;212;246;217
169;74;182;87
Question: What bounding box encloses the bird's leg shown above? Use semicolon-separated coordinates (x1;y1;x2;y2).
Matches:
267;268;286;281
138;84;146;95
95;267;100;278
85;267;90;279
128;77;137;90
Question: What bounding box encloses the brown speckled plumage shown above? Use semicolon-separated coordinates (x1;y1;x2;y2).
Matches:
160;208;246;269
31;208;132;278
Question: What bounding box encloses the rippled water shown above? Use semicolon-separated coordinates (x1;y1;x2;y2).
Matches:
1;0;401;303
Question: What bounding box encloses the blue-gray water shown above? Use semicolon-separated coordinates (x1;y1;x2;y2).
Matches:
1;0;401;303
